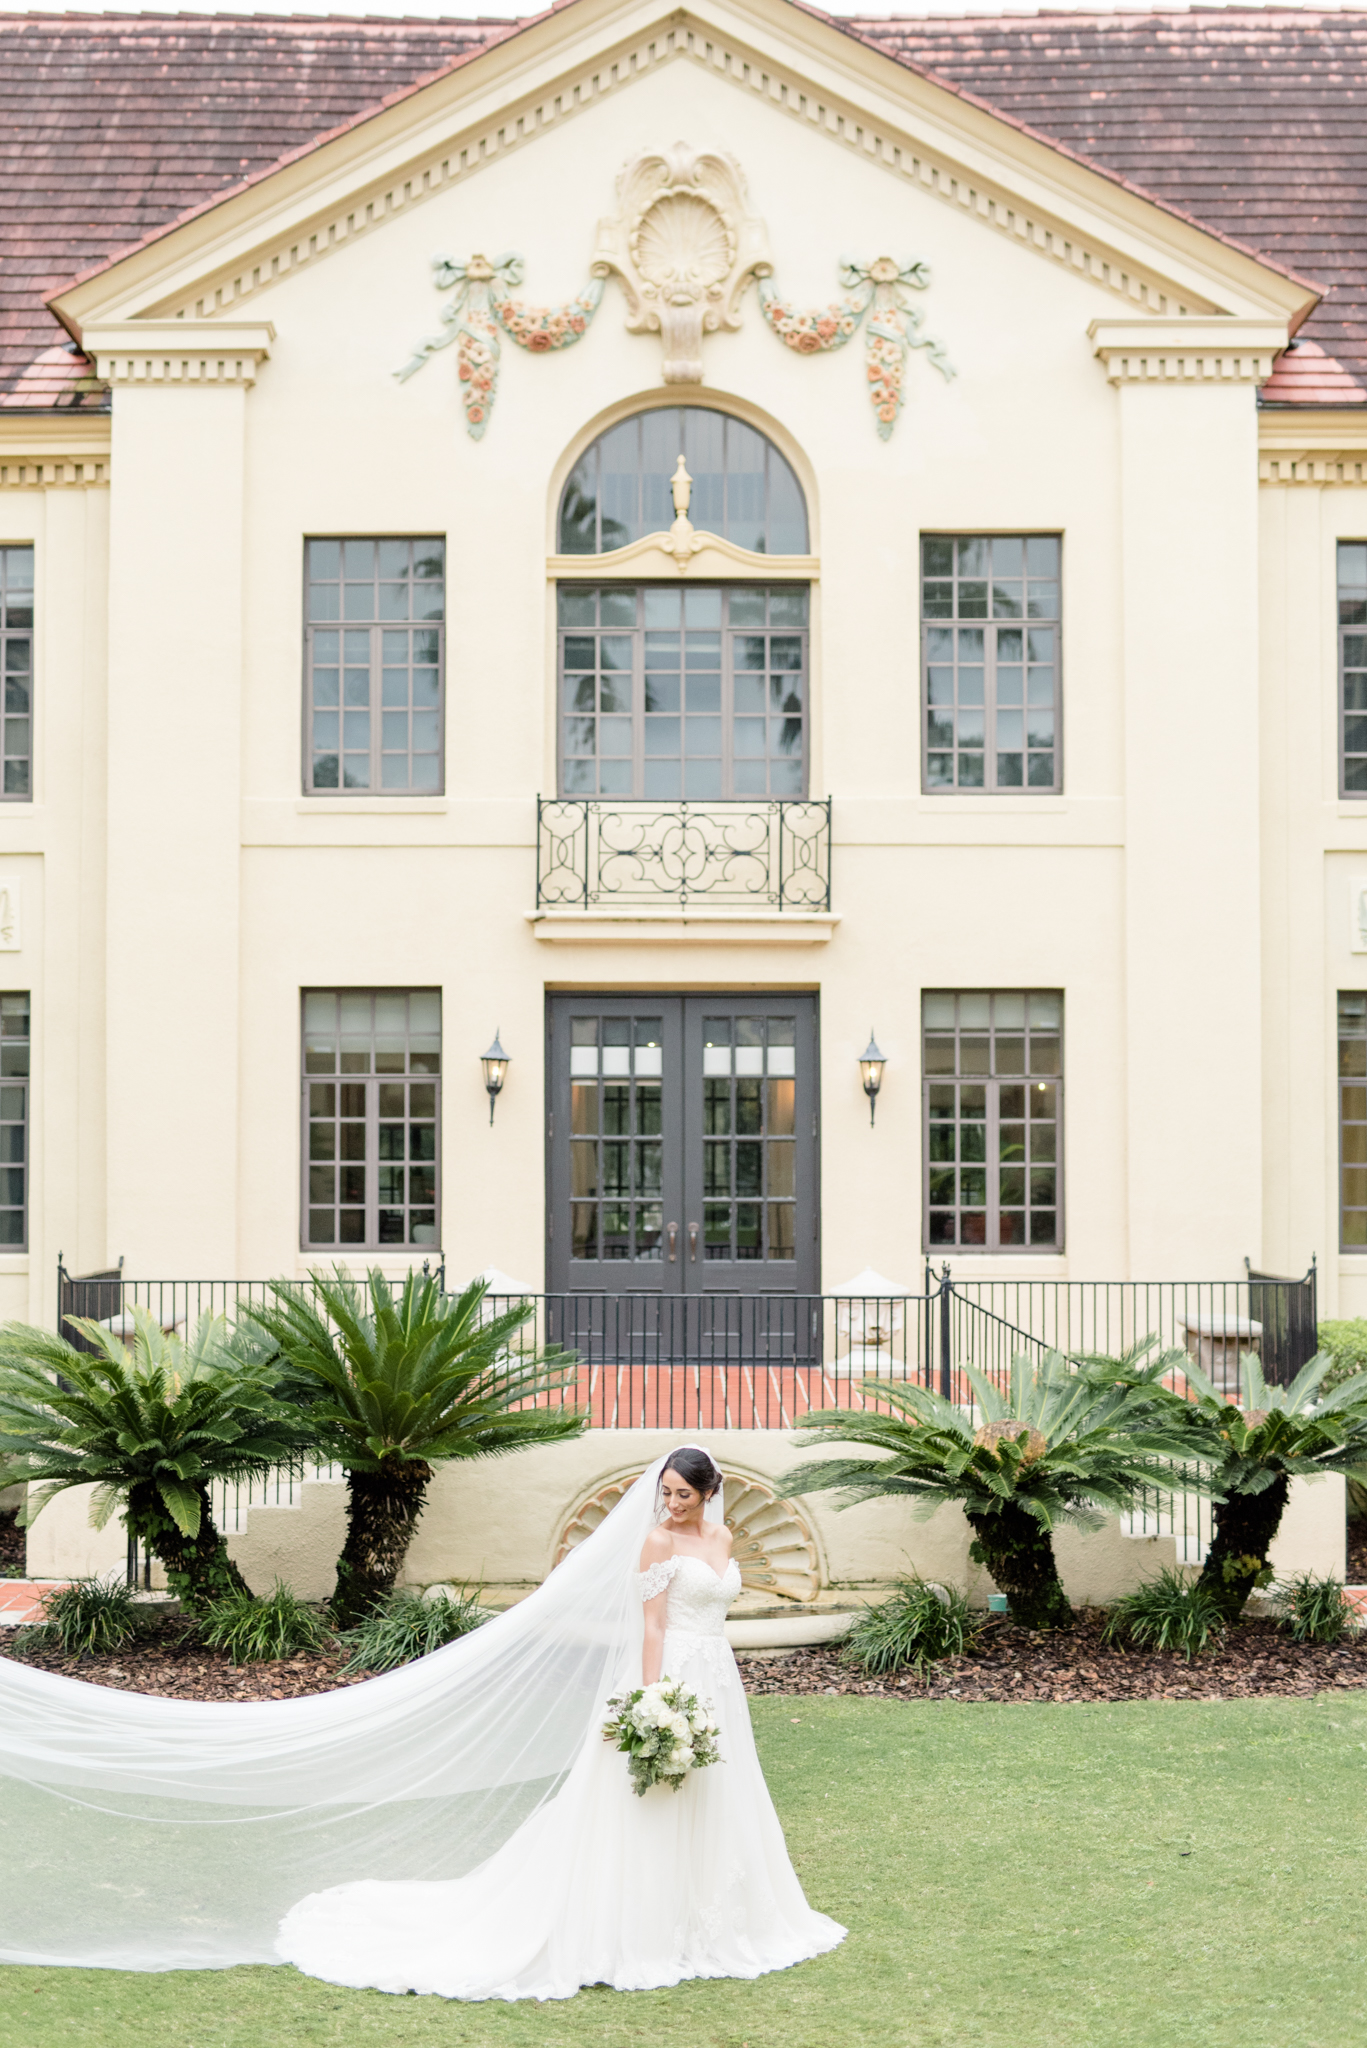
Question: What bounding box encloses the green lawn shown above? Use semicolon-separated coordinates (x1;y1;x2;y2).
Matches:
3;1694;1365;2048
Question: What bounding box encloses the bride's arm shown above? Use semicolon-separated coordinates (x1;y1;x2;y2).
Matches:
639;1529;672;1686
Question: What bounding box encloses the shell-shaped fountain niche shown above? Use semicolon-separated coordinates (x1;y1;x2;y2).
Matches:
555;1468;821;1604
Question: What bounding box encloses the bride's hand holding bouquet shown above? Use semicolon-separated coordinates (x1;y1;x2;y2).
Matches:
601;1678;720;1796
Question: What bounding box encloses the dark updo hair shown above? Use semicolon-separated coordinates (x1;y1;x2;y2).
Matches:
660;1447;722;1500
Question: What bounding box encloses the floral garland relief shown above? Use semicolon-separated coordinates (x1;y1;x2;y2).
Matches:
394;252;604;439
758;256;954;440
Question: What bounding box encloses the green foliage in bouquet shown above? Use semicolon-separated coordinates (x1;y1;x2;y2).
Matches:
601;1678;721;1797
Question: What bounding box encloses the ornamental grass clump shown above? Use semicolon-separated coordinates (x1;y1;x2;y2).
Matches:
783;1345;1192;1632
1102;1568;1226;1662
841;1578;977;1680
1271;1572;1357;1646
339;1585;490;1673
16;1573;143;1658
197;1582;335;1665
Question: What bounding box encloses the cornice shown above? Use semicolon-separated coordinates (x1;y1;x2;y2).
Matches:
0;412;112;487
47;0;1310;348
83;322;275;388
1089;318;1287;385
1258;407;1367;484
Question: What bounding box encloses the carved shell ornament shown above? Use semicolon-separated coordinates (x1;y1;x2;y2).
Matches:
394;143;952;438
556;1467;821;1604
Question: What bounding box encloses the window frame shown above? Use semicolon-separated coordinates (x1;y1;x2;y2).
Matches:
920;534;1062;796
558;406;809;557
0;992;29;1251
921;989;1064;1254
556;583;809;801
1;545;34;804
1338;990;1367;1248
299;988;441;1254
1338;541;1367;798
301;537;446;797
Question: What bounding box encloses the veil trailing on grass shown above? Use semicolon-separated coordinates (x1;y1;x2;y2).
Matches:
0;1450;700;1971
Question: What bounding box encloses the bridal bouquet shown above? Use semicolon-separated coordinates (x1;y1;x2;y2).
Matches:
601;1679;721;1796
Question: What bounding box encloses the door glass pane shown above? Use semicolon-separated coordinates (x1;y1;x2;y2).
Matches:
697;1012;799;1261
567;1009;671;1264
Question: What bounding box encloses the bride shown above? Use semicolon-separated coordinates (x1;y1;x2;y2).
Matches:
0;1445;844;1995
277;1444;845;1998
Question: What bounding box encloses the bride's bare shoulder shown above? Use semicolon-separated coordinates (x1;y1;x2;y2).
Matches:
639;1525;674;1571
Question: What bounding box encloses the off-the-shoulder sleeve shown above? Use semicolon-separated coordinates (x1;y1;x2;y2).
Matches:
639;1559;680;1602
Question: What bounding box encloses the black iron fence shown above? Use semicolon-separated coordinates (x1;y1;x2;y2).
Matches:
56;1256;1317;1434
535;796;832;911
48;1256;1316;1586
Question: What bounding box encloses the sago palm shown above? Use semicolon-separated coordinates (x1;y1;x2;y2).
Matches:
783;1347;1191;1630
1180;1349;1367;1620
241;1267;585;1625
0;1308;309;1611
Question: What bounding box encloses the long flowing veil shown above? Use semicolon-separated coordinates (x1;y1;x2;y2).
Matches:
0;1449;703;1970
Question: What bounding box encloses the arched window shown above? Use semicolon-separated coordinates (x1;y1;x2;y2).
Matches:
558;406;808;556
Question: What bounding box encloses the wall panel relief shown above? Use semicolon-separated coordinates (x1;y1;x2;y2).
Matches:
556;1467;821;1603
394;145;953;440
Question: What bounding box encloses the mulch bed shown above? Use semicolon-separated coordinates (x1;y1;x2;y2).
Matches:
2;1606;1365;1705
0;1618;370;1701
741;1609;1367;1704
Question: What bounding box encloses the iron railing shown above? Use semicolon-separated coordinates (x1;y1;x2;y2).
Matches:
52;1256;1317;1583
535;797;832;911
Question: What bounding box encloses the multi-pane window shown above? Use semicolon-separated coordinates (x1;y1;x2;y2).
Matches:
570;1014;665;1262
302;991;439;1249
0;994;28;1247
1339;543;1367;795
1;547;34;801
702;1015;796;1261
921;537;1060;792
1338;993;1367;1245
923;992;1062;1251
559;407;808;556
305;539;444;793
559;585;807;798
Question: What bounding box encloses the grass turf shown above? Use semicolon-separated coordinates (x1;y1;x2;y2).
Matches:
3;1693;1365;2048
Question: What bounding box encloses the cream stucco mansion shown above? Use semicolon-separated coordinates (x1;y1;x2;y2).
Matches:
4;0;1367;1352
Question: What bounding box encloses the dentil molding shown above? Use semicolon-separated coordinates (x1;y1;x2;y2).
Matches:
81;321;275;387
1089;318;1288;386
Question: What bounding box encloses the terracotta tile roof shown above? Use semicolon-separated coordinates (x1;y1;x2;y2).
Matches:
4;9;1367;411
0;12;508;410
845;8;1367;396
1261;337;1366;405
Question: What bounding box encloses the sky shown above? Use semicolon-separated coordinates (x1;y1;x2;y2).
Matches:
1;0;1363;17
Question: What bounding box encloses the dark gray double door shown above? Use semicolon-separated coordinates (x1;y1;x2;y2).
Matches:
547;993;818;1295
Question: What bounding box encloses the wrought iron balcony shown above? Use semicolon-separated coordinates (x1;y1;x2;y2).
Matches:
535;797;832;911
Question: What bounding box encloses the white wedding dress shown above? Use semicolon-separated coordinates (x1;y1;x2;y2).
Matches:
0;1451;844;1984
276;1550;844;1999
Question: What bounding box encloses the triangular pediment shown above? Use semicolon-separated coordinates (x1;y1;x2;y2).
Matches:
49;0;1316;341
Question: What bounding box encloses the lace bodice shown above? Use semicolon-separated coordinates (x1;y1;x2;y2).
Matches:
638;1554;742;1637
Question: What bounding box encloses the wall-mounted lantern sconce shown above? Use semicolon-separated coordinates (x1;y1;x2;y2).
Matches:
859;1031;886;1126
480;1030;510;1125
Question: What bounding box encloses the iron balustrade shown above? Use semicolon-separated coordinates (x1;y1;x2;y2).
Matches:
50;1258;1317;1583
536;797;832;911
